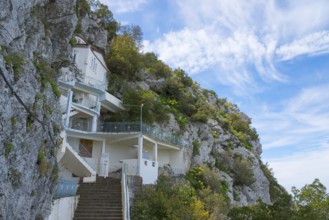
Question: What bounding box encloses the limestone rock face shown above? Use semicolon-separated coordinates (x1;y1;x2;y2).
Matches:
181;120;271;205
80;14;108;51
0;0;76;219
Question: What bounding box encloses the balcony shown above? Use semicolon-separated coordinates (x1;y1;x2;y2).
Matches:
98;122;182;147
65;119;182;148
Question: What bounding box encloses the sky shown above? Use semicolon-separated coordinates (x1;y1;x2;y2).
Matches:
101;0;329;192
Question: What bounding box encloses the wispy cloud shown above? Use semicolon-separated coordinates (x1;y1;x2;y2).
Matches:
101;0;148;14
276;31;329;61
253;85;329;150
143;0;329;94
254;84;329;191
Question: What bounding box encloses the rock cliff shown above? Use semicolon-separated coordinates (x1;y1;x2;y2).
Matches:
0;0;76;219
0;1;286;219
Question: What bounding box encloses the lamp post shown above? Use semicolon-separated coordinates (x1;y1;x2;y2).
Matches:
140;103;143;134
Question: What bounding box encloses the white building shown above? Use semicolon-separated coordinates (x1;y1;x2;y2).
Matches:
49;36;189;219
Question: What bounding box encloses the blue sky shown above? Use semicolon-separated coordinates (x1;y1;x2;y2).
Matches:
101;0;329;192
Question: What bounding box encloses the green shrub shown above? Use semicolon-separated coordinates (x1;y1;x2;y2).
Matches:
233;158;255;186
4;52;25;80
75;21;82;34
69;37;77;47
198;187;229;219
192;140;200;156
191;111;208;123
4;141;14;159
131;175;209;220
186;166;206;190
11;117;16;126
141;52;172;79
261;163;286;202
37;148;47;175
33;55;60;98
8;168;21;188
26;115;33;129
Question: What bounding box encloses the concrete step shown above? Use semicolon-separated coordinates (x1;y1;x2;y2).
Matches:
75;207;122;211
74;217;123;220
74;213;122;218
74;177;123;220
77;203;122;210
75;211;122;215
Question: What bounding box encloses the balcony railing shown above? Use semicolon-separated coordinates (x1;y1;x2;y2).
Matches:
66;120;182;147
98;122;182;147
70;118;91;131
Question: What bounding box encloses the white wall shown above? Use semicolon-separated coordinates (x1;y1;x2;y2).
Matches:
58;165;73;179
47;196;79;220
60;95;68;113
108;143;138;172
157;149;170;167
169;150;185;174
122;159;138;175
140;159;158;184
73;47;108;89
66;137;80;150
143;145;156;160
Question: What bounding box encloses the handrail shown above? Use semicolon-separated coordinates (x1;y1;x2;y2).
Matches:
98;122;182;147
122;162;130;220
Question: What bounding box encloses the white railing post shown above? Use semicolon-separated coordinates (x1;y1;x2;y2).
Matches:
122;162;130;220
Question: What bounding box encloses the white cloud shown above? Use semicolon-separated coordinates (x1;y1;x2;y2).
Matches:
268;145;329;192
143;0;329;93
143;27;284;94
276;31;329;61
101;0;148;14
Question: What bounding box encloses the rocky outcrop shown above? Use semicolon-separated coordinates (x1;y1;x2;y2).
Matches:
180;120;271;205
137;83;279;206
0;0;76;219
79;14;108;51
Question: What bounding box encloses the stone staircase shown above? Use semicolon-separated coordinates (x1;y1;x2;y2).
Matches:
73;177;123;220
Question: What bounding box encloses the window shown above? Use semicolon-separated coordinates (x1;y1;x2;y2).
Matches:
90;57;97;72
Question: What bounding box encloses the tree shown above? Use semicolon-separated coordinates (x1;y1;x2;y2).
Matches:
228;179;329;220
108;34;141;78
292;178;329;219
120;24;143;48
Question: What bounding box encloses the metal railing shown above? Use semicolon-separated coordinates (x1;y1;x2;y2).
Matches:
98;122;182;147
122;162;130;220
72;95;98;110
70;118;91;131
53;178;79;199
